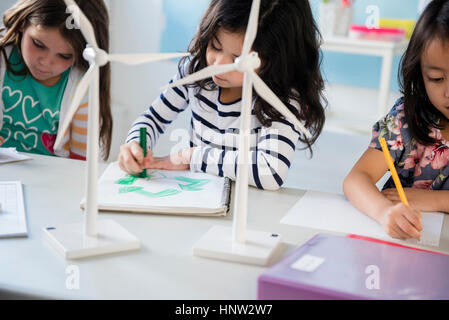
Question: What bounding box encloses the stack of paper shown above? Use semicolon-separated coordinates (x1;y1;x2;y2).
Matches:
0;148;32;164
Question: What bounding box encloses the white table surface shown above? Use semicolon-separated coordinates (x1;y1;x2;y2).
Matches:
1;150;448;299
0;154;317;299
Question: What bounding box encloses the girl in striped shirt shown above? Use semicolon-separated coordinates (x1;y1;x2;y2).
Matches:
119;0;326;190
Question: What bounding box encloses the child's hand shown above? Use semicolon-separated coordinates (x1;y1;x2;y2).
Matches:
382;188;436;212
118;141;154;175
146;148;195;171
379;203;423;240
0;136;4;147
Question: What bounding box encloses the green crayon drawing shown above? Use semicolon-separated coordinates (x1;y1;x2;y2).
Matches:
119;186;144;194
116;175;138;185
175;176;211;191
135;188;181;198
114;171;211;198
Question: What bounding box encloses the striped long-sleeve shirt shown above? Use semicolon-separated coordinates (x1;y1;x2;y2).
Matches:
127;68;302;191
60;102;88;160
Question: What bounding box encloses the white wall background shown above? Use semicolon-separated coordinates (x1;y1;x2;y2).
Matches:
0;0;16;17
108;0;190;160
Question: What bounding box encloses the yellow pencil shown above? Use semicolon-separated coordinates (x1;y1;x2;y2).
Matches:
379;137;409;206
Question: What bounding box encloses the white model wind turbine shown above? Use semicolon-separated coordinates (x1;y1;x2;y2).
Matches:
169;0;312;266
43;0;188;259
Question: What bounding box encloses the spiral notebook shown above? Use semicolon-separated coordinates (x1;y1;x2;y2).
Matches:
82;162;232;217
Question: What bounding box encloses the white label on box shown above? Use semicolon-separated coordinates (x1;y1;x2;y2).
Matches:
290;254;325;272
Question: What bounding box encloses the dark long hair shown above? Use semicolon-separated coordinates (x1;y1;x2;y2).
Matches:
0;0;112;160
180;0;326;152
399;0;449;146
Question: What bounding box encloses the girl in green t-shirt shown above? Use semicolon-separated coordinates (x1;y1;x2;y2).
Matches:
0;0;112;160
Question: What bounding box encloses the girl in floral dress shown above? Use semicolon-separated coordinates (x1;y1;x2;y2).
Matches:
343;0;449;240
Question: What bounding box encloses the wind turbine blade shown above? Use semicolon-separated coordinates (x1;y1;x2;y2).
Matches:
64;0;99;48
108;52;189;65
242;0;261;56
250;71;312;139
54;64;96;149
166;63;235;89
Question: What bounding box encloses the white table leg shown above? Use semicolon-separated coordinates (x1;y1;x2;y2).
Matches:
378;51;394;119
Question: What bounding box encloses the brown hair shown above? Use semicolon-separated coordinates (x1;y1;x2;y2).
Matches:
399;0;449;146
0;0;112;160
180;0;326;153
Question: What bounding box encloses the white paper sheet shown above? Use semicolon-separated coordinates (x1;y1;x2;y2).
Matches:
281;191;445;247
0;148;32;164
0;181;27;238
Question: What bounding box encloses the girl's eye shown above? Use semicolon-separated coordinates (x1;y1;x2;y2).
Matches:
428;77;444;82
59;54;72;60
33;40;44;49
210;41;221;51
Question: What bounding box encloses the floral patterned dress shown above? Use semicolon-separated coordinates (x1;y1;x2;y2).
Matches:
370;97;449;190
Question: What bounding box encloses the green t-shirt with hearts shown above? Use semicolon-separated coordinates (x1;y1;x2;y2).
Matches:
1;46;69;155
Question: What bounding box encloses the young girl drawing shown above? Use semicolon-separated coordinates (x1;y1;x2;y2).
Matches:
344;0;449;240
119;0;326;190
0;0;112;160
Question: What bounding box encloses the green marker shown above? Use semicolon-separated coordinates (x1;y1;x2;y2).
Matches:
139;127;147;178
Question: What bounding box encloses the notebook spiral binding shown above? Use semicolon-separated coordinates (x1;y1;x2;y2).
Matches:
221;177;232;214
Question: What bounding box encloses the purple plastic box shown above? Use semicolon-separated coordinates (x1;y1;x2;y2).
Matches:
258;233;449;300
